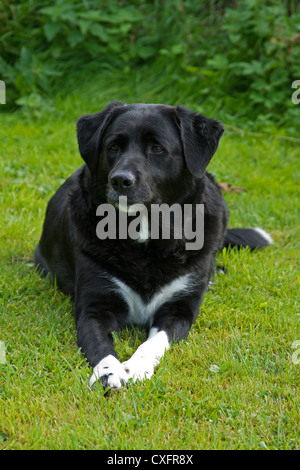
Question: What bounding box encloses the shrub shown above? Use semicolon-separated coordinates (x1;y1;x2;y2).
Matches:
0;0;299;131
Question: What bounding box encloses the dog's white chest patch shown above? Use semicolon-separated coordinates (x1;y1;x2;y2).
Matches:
110;273;192;326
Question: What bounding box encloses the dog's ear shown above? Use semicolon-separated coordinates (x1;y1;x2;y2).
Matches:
77;101;125;173
176;106;224;178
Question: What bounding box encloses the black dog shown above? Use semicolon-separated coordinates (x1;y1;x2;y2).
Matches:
34;102;272;389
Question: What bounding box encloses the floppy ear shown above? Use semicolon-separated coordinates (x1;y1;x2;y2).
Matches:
176;105;224;178
76;101;125;173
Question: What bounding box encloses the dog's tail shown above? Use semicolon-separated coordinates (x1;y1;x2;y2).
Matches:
223;227;273;250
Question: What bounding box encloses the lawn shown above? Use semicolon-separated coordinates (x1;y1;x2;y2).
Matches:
0;70;299;450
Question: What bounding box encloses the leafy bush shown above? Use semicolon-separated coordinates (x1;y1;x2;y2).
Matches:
181;0;300;131
0;0;299;131
0;0;153;105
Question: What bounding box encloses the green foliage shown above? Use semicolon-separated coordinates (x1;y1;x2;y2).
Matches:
1;0;300;130
0;0;151;104
159;0;300;132
206;0;300;131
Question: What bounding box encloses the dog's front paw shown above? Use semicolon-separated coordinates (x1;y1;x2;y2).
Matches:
122;355;155;382
90;355;129;389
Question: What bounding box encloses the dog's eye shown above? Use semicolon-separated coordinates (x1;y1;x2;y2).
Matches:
152;145;164;153
108;143;120;152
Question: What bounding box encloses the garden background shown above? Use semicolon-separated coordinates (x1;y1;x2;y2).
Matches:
0;0;299;450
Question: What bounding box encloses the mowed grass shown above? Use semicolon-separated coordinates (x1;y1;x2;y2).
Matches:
0;74;299;449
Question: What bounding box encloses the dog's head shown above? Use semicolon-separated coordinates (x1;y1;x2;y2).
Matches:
77;102;224;206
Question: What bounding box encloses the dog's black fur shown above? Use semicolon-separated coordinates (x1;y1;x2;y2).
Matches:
34;102;271;388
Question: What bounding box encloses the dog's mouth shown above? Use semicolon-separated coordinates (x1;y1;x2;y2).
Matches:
105;189;151;243
106;185;153;211
107;198;153;218
110;197;144;214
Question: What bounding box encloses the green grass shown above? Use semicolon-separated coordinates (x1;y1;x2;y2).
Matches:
0;69;299;450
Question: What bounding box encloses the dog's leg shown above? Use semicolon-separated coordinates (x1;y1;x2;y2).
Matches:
122;327;170;382
76;309;129;389
122;295;201;383
34;244;51;278
75;260;132;389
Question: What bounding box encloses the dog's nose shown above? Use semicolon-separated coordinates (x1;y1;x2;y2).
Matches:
110;170;136;193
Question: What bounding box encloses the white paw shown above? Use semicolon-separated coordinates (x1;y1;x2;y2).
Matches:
122;329;169;383
89;355;129;389
122;355;155;382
